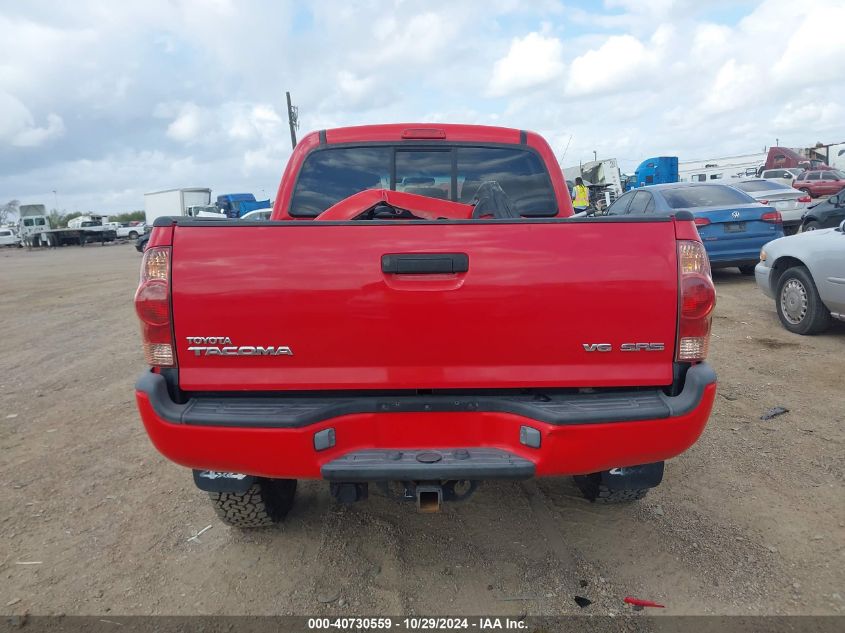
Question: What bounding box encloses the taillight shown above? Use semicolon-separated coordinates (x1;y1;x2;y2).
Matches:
759;199;769;205
797;196;811;203
694;217;710;227
134;246;174;367
677;241;715;362
761;211;782;224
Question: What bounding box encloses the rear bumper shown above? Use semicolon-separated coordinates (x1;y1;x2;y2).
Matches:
704;233;780;268
135;363;717;480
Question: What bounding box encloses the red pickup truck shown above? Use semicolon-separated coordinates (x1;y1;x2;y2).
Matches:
134;124;717;526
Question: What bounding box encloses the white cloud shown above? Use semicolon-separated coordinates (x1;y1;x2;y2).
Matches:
700;59;760;114
774;3;845;85
773;100;845;133
487;32;565;97
566;34;654;97
0;92;65;147
165;102;208;143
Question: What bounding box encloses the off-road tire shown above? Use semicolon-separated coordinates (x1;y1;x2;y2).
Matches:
208;479;297;528
573;473;649;504
775;266;831;335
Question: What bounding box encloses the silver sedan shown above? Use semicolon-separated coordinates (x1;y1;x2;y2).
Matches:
755;219;845;334
732;178;811;235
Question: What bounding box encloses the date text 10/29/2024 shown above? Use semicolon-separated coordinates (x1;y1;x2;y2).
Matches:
307;617;528;630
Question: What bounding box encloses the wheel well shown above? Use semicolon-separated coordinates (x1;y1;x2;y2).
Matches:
771;256;805;290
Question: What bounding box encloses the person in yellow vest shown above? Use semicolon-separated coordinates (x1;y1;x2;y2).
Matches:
572;177;590;212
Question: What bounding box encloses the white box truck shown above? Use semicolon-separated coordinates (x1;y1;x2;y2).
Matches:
143;188;212;225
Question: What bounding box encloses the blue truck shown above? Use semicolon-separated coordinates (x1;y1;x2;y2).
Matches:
216;193;271;218
624;157;679;191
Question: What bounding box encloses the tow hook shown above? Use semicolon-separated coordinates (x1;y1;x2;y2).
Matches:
415;484;443;513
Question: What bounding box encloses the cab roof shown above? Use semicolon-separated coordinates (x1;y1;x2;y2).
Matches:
306;123;531;145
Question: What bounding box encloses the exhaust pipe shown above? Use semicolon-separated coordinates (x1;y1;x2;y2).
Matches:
416;484;443;513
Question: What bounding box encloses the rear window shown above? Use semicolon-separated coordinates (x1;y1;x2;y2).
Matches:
289;145;557;217
660;185;756;209
734;180;791;193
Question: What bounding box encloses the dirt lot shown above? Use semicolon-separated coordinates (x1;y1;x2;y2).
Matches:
1;244;843;617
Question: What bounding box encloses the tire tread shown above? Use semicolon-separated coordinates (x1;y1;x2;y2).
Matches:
208;479;297;528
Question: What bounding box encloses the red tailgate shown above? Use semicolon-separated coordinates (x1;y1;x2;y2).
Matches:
170;221;678;391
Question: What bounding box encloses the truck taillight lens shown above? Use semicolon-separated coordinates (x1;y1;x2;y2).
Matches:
677;241;715;362
135;246;174;367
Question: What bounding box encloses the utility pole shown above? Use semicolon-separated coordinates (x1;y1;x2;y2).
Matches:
593;150;597;162
286;91;299;149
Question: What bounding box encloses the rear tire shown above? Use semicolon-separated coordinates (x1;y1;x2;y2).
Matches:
798;188;812;197
803;220;820;231
775;266;830;335
128;231;138;239
573;473;650;504
738;265;756;275
209;479;297;528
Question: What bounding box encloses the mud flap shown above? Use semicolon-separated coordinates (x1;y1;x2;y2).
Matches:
192;469;255;493
600;461;664;490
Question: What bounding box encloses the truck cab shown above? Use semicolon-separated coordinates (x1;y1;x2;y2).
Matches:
18;204;50;245
216;193;256;218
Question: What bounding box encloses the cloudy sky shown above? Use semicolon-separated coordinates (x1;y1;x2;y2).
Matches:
1;0;843;213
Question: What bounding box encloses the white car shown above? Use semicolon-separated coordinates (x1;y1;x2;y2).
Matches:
759;168;804;187
732;178;811;234
755;219;845;334
0;227;21;247
240;209;272;221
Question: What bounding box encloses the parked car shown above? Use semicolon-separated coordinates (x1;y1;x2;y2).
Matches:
0;227;22;247
240;208;272;221
792;169;845;198
731;178;811;235
755;220;845;334
759;168;804;187
606;182;783;274
801;192;845;231
135;232;150;253
133;123;718;525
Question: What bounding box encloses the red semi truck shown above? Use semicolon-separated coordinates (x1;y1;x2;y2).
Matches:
134;124;717;526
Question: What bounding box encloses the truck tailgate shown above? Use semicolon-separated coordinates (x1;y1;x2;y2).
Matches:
171;220;678;391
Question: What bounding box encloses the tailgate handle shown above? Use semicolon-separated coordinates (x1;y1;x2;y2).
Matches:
381;253;469;275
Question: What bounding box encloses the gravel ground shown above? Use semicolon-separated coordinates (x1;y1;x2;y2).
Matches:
0;244;843;617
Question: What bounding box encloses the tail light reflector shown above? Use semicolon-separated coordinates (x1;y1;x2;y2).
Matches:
677;241;715;362
693;217;710;227
135;246;174;367
761;211;782;224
